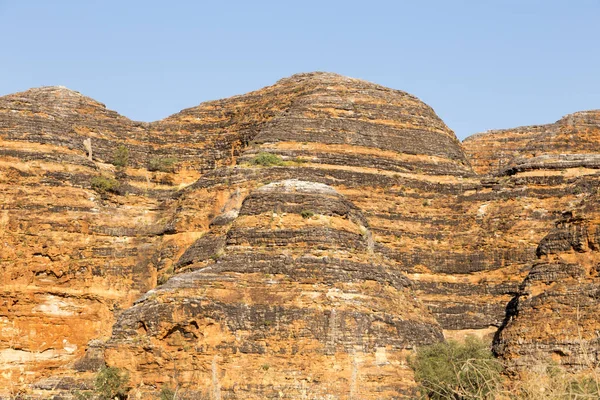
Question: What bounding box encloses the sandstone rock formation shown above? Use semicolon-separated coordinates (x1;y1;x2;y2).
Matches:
1;72;599;398
106;179;442;398
465;109;600;371
494;195;600;371
463;110;600;175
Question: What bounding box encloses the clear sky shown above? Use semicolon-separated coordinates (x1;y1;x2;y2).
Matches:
1;1;598;140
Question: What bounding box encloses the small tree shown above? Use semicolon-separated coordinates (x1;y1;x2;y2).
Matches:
112;145;129;169
95;366;130;400
91;175;119;195
148;157;178;173
410;336;503;399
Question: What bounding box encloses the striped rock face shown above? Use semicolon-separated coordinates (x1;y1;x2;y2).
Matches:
0;87;174;393
465;111;600;371
463;110;600;175
106;179;442;399
0;73;465;398
2;72;600;398
494;195;600;371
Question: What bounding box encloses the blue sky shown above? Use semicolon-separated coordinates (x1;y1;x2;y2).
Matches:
1;1;598;140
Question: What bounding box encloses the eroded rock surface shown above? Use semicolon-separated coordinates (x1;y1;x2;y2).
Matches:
106;180;442;398
1;72;600;398
463;110;600;175
494;198;600;371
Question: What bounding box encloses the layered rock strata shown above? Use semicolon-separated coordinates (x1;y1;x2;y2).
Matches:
0;88;176;393
494;197;600;371
466;109;600;371
1;72;600;398
463;110;600;175
106;179;442;398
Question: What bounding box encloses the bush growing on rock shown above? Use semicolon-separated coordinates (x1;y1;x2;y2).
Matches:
410;336;503;399
300;210;315;219
148;156;178;172
94;366;130;400
111;145;129;168
159;385;176;400
91;176;119;194
250;152;284;166
74;367;130;400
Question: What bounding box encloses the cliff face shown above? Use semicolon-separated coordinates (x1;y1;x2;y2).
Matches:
1;73;600;398
106;179;442;398
465;110;600;371
463;110;600;175
494;202;600;371
0;87;173;393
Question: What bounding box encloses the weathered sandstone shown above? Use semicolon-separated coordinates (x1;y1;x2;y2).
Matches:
1;72;599;398
494;196;600;371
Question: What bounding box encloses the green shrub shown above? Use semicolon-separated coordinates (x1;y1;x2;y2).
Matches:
91;176;119;194
300;210;315;219
157;266;174;285
148;157;178;172
159;385;176;400
250;152;284;167
73;390;93;400
112;145;129;168
94;366;130;400
409;336;503;399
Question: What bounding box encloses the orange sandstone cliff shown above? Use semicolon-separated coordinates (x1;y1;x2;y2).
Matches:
1;73;599;398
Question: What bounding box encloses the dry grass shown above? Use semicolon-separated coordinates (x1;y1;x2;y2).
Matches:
504;362;600;400
411;336;600;400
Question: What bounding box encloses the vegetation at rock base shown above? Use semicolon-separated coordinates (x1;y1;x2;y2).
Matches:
159;386;176;400
94;367;130;400
91;175;119;194
410;336;600;399
74;367;130;400
508;361;600;400
148;156;178;172
409;336;502;399
250;152;284;166
111;145;129;168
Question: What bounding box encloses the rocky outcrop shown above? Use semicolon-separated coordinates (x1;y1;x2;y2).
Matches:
494;197;600;371
2;72;600;398
0;73;471;398
105;180;442;398
466;108;600;371
463;110;600;175
0;87;178;395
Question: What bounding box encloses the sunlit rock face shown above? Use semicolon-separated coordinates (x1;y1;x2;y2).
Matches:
106;179;442;399
466;111;600;371
2;72;600;398
494;195;600;371
463;110;600;175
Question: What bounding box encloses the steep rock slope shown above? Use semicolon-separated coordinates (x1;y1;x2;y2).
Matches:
152;72;522;342
494;196;600;371
465;111;600;371
2;72;600;398
1;73;470;398
463;110;600;175
106;179;442;398
0;87;177;392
